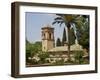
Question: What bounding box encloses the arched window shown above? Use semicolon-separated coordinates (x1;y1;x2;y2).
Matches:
42;33;45;39
43;33;45;38
49;33;51;39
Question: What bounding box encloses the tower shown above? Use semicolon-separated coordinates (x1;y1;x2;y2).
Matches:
41;25;54;52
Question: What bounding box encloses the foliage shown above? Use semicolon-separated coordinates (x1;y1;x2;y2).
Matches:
26;42;33;64
26;41;41;56
61;27;75;46
56;38;61;46
26;50;31;63
33;41;42;52
54;59;65;65
26;40;42;64
74;51;84;64
38;52;49;64
70;28;76;45
62;28;67;46
77;15;89;50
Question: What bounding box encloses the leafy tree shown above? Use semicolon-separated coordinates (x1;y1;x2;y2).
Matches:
56;38;61;46
77;15;89;50
33;41;42;51
62;28;67;46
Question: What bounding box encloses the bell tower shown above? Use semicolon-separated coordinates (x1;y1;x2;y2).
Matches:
41;25;54;52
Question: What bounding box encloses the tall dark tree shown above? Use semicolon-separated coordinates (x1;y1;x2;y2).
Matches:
78;15;89;50
70;28;76;45
56;38;61;46
62;28;67;46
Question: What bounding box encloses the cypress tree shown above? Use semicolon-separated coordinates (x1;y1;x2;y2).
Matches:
56;38;61;46
62;28;67;46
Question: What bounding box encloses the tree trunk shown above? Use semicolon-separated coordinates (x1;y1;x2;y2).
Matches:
67;27;71;62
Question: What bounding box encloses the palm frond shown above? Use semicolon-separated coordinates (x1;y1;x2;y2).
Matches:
52;20;64;27
56;14;64;17
59;21;64;27
52;21;57;25
54;17;63;21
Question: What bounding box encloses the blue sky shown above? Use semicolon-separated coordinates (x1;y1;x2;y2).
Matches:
25;12;66;43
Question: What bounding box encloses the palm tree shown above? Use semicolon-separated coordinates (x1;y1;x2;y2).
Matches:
52;14;85;61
